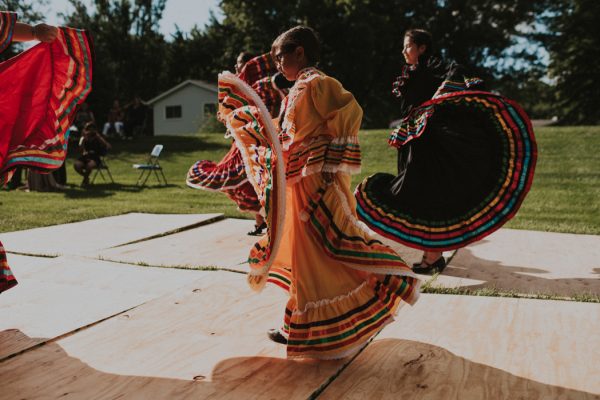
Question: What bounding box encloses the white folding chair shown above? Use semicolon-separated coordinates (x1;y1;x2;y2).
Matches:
132;144;167;186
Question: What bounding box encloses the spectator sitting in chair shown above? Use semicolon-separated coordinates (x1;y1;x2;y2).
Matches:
74;122;111;186
70;102;95;146
102;99;125;138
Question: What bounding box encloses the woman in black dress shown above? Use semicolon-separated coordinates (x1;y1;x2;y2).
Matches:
355;29;537;274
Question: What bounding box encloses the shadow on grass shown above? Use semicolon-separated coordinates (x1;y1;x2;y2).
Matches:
61;182;183;198
62;188;115;199
134;183;181;190
61;183;143;198
88;135;231;158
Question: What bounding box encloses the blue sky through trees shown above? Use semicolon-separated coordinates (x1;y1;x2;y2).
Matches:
46;0;223;38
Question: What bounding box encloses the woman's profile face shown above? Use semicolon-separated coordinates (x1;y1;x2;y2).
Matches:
402;36;426;65
235;55;246;74
272;44;305;81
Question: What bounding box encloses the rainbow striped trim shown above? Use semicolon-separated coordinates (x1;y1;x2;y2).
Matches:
220;70;421;359
186;142;250;191
186;159;248;190
286;135;362;183
223;182;261;212
0;12;16;53
239;53;276;86
356;91;537;251
286;274;419;359
267;266;292;292
217;72;286;290
389;75;486;148
0;241;17;294
433;77;485;98
388;103;435;149
302;183;416;274
252;76;285;117
0;28;93;183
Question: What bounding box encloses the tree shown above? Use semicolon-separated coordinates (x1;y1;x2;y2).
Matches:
60;0;169;123
52;0;557;129
0;0;47;61
206;0;547;127
541;0;600;124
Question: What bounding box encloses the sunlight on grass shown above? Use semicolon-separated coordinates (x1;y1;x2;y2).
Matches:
1;127;599;234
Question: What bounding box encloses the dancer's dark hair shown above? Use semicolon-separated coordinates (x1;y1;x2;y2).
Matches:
405;29;433;59
272;26;320;65
238;51;255;65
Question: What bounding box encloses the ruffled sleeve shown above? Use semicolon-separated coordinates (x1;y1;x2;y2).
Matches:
0;12;17;54
392;58;446;113
284;74;362;181
311;76;363;140
391;64;416;98
387;60;488;149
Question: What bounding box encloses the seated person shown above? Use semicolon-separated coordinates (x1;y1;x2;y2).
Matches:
70;102;95;143
102;99;124;137
74;122;111;186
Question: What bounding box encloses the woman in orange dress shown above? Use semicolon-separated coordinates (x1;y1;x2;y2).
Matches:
218;26;421;360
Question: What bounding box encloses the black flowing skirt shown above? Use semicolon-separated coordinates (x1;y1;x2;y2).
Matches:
355;91;537;251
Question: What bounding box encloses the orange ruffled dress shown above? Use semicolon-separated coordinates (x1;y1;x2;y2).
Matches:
186;54;288;213
218;67;421;359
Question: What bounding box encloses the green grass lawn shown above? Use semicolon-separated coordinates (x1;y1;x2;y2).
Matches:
1;126;599;234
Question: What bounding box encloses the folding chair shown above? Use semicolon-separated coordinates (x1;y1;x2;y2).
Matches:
133;144;167;186
90;156;115;184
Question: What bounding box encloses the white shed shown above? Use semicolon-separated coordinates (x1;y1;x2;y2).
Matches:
146;80;218;136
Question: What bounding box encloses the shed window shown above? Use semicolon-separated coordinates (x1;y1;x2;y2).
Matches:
165;105;182;119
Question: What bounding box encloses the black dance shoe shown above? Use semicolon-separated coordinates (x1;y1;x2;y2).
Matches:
267;329;287;345
412;256;447;275
248;222;267;236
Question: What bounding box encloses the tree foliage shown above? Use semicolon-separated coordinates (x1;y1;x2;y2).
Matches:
60;0;169;121
541;0;600;124
200;0;547;126
0;0;46;60
28;0;577;127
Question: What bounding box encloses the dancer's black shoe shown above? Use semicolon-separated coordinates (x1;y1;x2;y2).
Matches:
267;329;287;345
412;256;446;275
248;222;267;236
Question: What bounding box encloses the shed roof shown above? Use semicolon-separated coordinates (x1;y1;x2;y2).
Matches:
145;79;218;105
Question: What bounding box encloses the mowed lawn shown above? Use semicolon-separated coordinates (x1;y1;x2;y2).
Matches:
1;126;599;234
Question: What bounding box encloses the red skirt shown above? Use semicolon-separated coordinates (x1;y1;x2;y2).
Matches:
0;27;93;182
0;27;93;293
187;141;261;212
0;242;17;293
